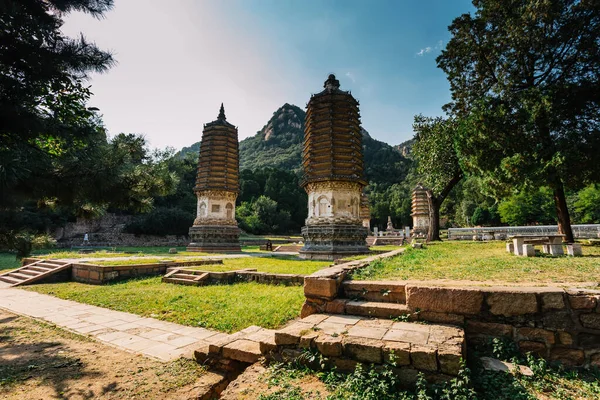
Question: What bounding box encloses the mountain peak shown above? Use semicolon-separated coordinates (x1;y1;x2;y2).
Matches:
262;103;305;141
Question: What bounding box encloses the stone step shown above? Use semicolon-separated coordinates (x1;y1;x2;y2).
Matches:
18;269;42;277
28;266;54;273
0;276;20;284
342;280;406;304
171;273;197;280
162;277;202;286
344;301;412;319
36;262;63;269
7;272;32;280
271;314;465;378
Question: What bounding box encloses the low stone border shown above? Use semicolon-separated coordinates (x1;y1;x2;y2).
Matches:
166;267;305;286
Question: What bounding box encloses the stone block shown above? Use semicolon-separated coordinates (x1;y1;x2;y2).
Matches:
558;331;573;346
465;321;513;337
591;353;600;367
396;367;419;387
383;342;411;366
506;242;514;253
406;286;483;315
304;277;338;300
542;311;573;330
579;333;600;347
549;348;585;367
547;244;564;256
410;345;438;372
222;340;262;364
300;314;330;325
541;292;565;310
523;244;535;257
89;270;100;281
569;295;597;310
325;299;347;314
274;322;314;345
315;335;343;357
486;292;538;316
343;336;384;363
518;341;546;356
438;346;463;376
517;327;555;345
300;301;322;318
566;244;582;257
418;311;464;325
299;331;319;349
332;358;358;372
580;313;600;330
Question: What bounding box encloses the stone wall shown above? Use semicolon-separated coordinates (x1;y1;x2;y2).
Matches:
71;260;223;285
166;267;305;286
54;213;132;240
57;233;190;248
301;254;600;368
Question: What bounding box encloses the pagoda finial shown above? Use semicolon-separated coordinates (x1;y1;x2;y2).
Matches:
218;103;226;121
324;74;340;91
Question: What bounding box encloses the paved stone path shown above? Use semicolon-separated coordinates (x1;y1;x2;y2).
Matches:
0;287;228;361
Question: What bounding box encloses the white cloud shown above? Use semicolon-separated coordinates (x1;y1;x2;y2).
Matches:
416;41;443;57
345;71;356;83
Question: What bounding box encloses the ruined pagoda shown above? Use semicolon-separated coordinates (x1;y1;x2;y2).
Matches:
299;74;369;260
187;104;241;252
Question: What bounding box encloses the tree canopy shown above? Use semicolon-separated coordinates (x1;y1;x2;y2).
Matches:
437;0;600;242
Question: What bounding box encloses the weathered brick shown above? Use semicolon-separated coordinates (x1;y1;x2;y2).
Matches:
410;345;438;372
542;311;573;330
465;321;513;337
304;277;338;299
438;346;463;376
569;296;597;310
222;339;262;364
406;286;483;315
580;313;600;330
517;327;556;345
591;353;600;367
558;331;573;346
315;335;343;357
418;311;464;325
518;341;546;356
549;348;585;367
274;322;314;345
383;341;410;366
324;299;347;314
343;336;384;363
486;292;538;316
541;293;565;310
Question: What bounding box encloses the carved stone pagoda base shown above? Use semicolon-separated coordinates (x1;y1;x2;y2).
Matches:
187;225;241;253
299;224;369;261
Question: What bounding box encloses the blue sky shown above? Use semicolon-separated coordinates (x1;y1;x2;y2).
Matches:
62;0;474;150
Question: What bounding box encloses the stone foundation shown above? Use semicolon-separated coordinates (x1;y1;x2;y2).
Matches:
188;225;241;253
299;224;368;260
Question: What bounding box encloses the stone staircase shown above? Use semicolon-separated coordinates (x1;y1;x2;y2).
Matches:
195;313;465;383
162;269;209;286
0;260;73;287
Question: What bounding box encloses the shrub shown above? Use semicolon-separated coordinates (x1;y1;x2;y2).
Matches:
124;207;194;236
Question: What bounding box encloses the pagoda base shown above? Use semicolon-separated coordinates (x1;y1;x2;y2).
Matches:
299;224;369;261
187;225;241;253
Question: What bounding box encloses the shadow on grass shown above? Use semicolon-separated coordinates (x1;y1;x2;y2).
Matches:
0;323;122;399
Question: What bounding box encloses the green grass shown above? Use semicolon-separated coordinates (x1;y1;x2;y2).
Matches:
0;253;20;272
352;241;600;283
95;255;331;275
27;277;305;333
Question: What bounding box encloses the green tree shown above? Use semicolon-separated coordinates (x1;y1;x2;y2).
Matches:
0;0;115;206
437;0;600;242
412;115;464;241
573;184;600;224
497;187;556;226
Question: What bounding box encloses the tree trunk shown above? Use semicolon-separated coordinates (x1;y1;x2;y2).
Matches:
426;191;441;242
551;178;574;243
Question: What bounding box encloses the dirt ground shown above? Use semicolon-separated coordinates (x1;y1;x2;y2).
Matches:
0;310;209;399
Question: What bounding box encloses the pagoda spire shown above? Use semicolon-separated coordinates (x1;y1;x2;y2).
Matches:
218;103;226;121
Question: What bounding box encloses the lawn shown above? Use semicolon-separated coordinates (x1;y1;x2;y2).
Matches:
27;277;305;333
94;255;331;275
352;241;600;284
0;253;20;272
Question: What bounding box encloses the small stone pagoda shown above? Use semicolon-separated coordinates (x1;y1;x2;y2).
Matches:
299;74;369;260
187;104;241;252
411;184;430;236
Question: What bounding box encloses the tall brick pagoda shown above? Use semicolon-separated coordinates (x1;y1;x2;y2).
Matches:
187;104;241;252
411;184;430;237
299;74;369;260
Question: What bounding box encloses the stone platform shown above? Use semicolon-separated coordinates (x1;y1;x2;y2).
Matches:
187;225;241;253
195;313;465;382
299;224;369;260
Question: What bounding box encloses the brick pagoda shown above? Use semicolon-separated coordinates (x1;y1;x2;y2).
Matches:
411;184;429;237
299;74;369;260
187;104;241;252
